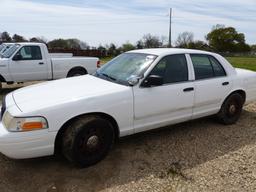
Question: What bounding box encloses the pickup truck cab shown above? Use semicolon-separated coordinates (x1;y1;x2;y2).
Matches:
0;42;99;84
0;48;256;167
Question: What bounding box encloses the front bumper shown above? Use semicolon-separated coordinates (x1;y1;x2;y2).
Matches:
0;121;57;159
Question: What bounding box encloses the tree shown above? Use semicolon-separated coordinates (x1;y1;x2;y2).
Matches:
47;38;88;50
107;43;118;56
30;36;47;44
136;40;144;49
175;32;194;48
0;31;12;42
48;39;69;49
141;34;163;48
120;42;135;52
12;34;27;42
187;40;211;51
206;25;251;52
66;39;81;49
79;40;89;50
251;45;256;52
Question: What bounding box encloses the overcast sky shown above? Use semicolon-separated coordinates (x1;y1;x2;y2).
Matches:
0;0;255;46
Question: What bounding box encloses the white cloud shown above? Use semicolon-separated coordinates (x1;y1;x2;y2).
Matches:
0;0;255;45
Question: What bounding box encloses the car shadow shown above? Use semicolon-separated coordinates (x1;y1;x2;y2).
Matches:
0;108;256;191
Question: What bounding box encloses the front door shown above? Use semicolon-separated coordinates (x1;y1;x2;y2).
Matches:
133;54;195;133
9;45;48;81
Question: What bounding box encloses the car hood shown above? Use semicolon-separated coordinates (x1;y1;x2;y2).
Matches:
12;75;129;113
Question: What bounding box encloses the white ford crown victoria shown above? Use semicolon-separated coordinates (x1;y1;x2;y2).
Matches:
1;48;256;167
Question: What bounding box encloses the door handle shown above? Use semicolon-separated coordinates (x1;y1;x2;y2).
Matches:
183;87;194;92
38;62;44;65
222;82;229;86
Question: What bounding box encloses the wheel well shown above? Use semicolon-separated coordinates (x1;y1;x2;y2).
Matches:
0;75;6;82
54;112;120;155
67;67;87;77
227;90;246;104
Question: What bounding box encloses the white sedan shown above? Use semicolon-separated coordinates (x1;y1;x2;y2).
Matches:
1;48;256;167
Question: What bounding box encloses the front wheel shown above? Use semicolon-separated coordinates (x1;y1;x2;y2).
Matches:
62;115;115;167
217;93;244;125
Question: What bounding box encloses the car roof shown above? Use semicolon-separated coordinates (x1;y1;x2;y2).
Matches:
128;48;214;56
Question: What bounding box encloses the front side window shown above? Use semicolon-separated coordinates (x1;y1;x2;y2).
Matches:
150;54;188;84
191;54;226;80
15;46;42;60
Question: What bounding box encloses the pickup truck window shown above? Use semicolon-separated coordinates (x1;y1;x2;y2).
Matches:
1;44;20;58
15;46;42;60
95;53;157;86
191;54;226;80
150;54;188;84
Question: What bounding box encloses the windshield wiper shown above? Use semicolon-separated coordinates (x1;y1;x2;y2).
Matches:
101;73;117;81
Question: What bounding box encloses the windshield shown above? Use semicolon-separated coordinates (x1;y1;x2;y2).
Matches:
95;53;157;86
1;44;20;58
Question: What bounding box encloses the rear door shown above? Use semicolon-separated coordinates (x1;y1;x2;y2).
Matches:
9;45;48;81
190;54;232;118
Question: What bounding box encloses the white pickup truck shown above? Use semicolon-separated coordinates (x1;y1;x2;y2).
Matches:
0;42;99;85
1;48;256;167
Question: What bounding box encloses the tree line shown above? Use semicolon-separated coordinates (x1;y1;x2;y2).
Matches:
0;24;255;56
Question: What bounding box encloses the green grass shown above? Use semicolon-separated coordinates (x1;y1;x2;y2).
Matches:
101;56;256;71
226;57;256;71
100;57;113;64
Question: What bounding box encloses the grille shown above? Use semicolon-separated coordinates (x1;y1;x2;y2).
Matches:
1;96;6;120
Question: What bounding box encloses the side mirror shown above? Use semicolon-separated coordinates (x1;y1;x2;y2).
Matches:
141;75;163;87
13;54;22;61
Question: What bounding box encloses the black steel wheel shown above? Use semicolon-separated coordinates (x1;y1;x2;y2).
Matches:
62;115;114;167
217;93;244;125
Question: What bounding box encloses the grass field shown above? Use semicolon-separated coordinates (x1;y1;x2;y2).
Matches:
226;57;256;71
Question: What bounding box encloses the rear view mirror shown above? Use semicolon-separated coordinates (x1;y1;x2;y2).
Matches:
141;75;163;87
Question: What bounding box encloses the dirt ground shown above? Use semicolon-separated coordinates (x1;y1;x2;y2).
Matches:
1;83;256;192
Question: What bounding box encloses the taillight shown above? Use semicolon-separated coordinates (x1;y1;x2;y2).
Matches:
97;60;101;68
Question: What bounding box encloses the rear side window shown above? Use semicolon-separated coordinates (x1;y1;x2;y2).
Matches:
16;46;42;60
209;56;226;77
191;54;226;80
150;54;188;84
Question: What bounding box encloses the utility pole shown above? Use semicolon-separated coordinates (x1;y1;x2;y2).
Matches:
168;8;172;48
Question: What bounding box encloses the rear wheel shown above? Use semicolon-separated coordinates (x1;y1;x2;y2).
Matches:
62;115;115;167
67;69;86;77
217;93;244;125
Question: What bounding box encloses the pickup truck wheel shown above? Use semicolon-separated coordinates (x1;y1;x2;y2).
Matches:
67;69;86;77
62;116;114;167
217;93;243;125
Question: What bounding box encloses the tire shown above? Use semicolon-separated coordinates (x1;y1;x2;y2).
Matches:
217;93;244;125
67;69;86;77
62;115;115;167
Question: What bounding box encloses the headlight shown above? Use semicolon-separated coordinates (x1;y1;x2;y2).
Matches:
2;111;48;132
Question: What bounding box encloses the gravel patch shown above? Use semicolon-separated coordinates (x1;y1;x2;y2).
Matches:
0;84;256;192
